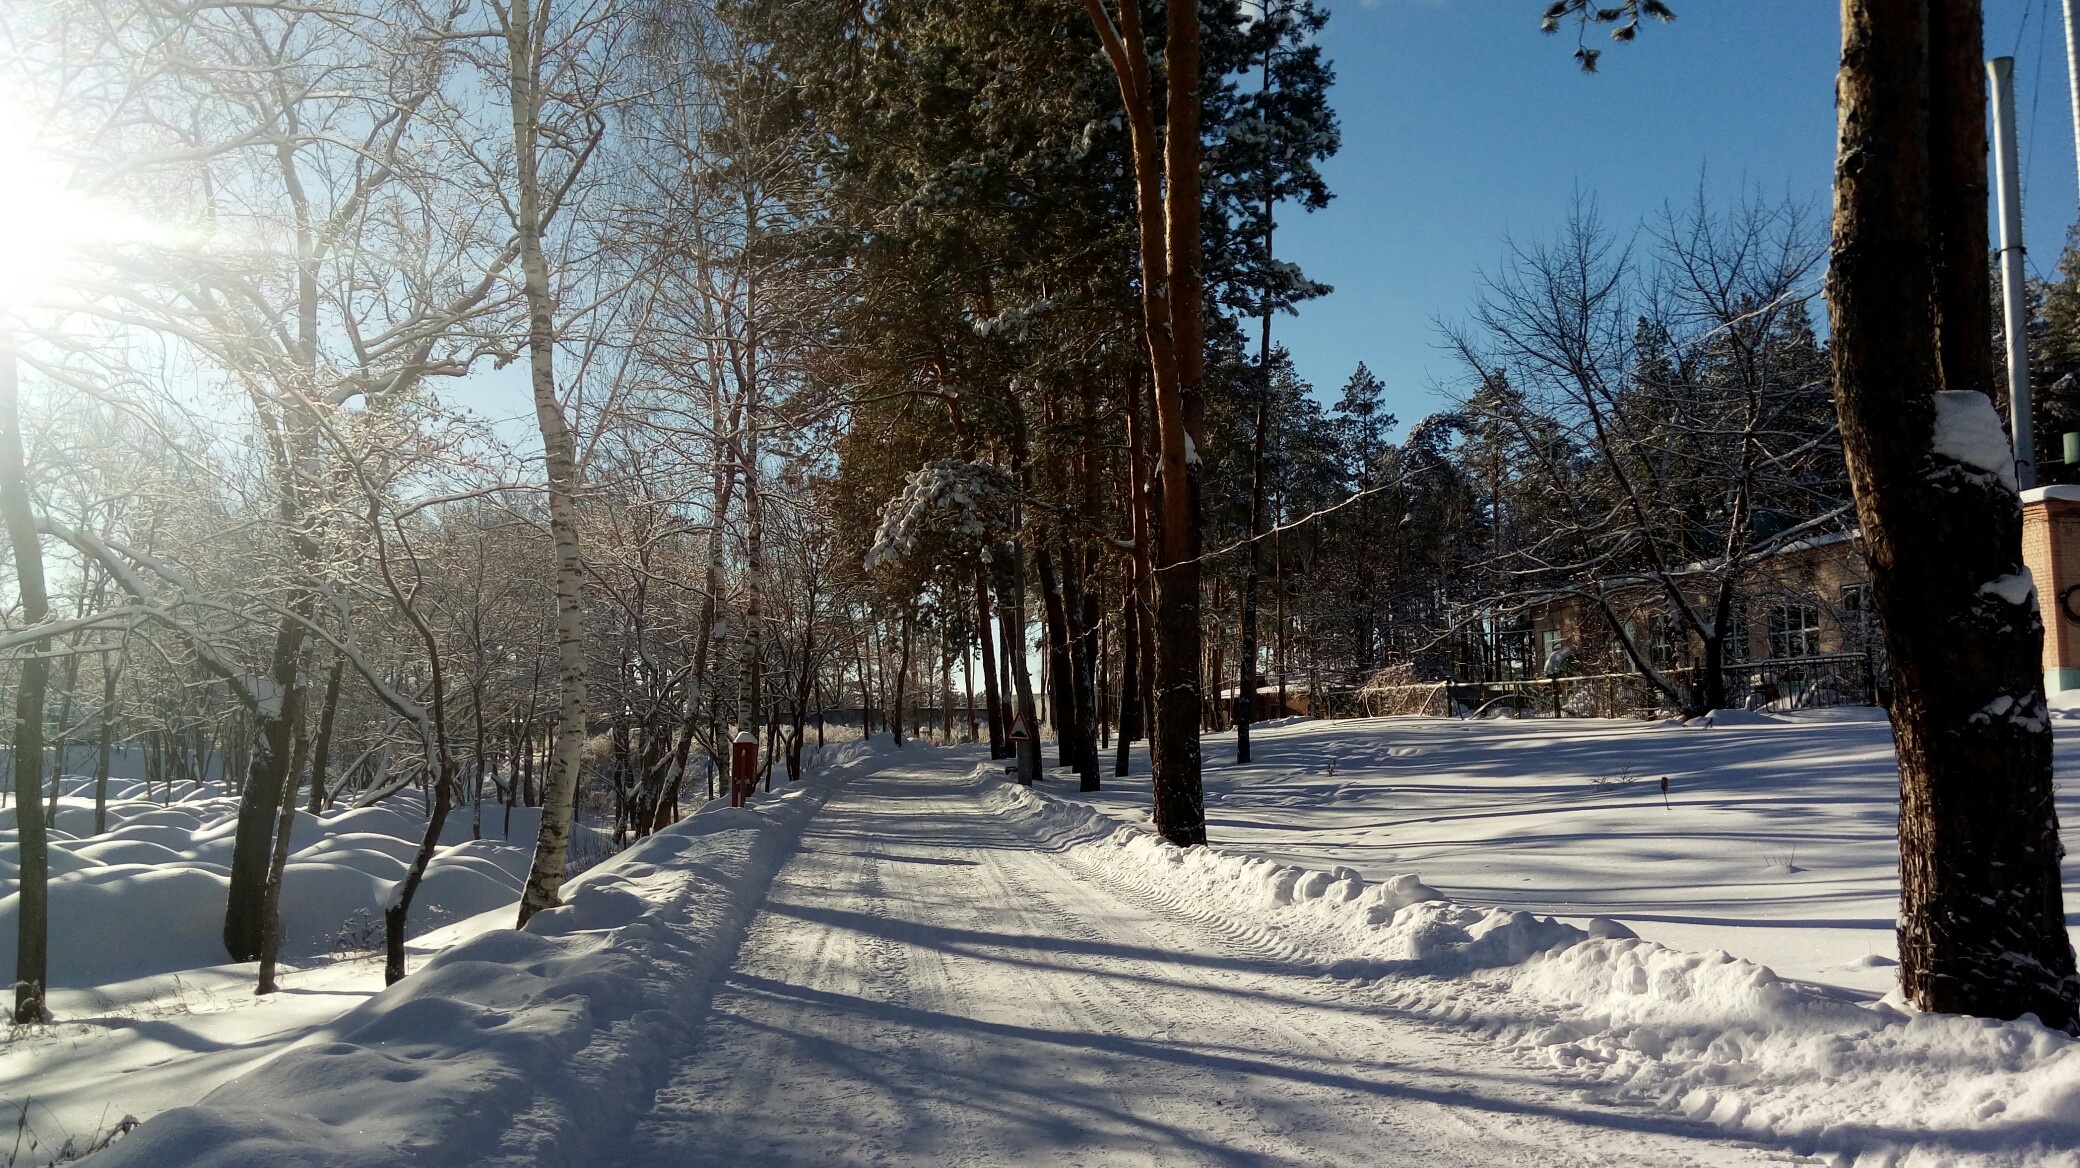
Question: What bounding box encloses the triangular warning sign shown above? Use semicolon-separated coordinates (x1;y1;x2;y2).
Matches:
1007;712;1033;742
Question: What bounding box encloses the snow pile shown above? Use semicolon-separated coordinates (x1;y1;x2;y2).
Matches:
0;776;539;985
980;774;1597;979
1687;706;1776;727
982;769;2080;1167
1984;569;2039;608
75;739;904;1168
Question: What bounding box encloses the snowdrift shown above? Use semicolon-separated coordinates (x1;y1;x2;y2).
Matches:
0;777;540;985
980;770;2080;1168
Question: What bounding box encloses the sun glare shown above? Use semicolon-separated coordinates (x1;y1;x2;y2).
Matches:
0;122;167;306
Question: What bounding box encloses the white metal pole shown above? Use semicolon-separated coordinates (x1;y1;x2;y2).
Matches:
2065;0;2080;204
1991;56;2037;489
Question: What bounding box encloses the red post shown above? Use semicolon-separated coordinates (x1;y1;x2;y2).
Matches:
731;732;758;807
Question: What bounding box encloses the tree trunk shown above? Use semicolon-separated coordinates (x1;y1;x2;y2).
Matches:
387;748;458;984
308;652;344;812
609;708;631;845
891;607;911;746
1098;605;1111;752
1148;0;1207;845
224;599;311;961
2;337;51;1023
1036;544;1078;769
789;615;815;780
1239;301;1273;759
48;648;78;828
1068;543;1100;789
995;549;1042;785
512;0;591;928
1239;22;1278;759
1832;0;2077;1027
471;677;487;841
1119;369;1153;779
739;422;766;744
940;624;953;742
94;648;120;836
976;567;1006;757
857;624;874;741
257;687;311;994
966;641;978;743
1085;0;1205;845
663;430;735;812
1116;571;1140;777
521;720;536;807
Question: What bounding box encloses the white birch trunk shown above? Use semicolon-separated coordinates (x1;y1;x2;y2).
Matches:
510;0;590;926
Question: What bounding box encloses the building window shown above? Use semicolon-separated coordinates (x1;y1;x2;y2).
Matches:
1542;629;1562;666
1722;604;1749;664
1842;583;1871;615
1497;627;1533;680
1769;601;1823;660
1648;611;1678;670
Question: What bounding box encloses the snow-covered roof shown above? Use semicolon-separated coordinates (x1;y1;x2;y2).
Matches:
2021;484;2080;505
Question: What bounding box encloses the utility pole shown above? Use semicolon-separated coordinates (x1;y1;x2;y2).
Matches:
1991;56;2036;488
2065;1;2080;203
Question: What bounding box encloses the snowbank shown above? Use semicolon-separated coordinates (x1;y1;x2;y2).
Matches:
77;735;908;1168
0;785;536;985
1;777;536;1153
981;770;2080;1168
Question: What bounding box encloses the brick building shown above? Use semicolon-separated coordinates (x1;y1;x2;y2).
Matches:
1502;533;1876;683
2024;487;2080;693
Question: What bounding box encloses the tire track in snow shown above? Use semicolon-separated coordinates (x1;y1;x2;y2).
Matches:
626;755;1792;1167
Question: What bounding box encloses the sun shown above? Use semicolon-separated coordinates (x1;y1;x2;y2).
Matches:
0;121;165;307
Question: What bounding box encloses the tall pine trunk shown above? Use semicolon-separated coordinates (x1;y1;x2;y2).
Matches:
1037;545;1078;767
1115;578;1140;777
995;549;1041;785
1832;0;2077;1026
1073;395;1103;789
1239;24;1276;763
1085;0;1206;845
1153;0;1207;845
1073;556;1101;789
890;607;910;746
975;567;1005;758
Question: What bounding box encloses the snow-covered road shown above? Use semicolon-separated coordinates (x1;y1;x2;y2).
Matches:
626;756;1779;1167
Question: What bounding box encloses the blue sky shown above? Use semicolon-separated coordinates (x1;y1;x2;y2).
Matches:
1274;0;2079;432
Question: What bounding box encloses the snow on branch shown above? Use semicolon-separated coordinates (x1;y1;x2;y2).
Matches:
864;460;1017;572
38;517;267;712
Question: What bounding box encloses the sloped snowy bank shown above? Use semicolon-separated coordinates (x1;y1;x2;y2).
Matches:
75;737;907;1168
0;773;549;1157
979;766;2080;1168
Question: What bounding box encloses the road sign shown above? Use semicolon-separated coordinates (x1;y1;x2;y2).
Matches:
1007;712;1033;742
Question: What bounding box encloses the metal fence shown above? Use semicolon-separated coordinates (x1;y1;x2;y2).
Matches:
563;818;623;876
